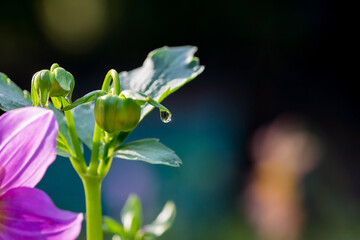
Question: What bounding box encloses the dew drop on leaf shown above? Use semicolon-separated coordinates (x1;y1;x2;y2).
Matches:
160;110;172;123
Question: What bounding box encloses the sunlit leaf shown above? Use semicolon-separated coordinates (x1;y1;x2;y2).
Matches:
119;45;204;120
141;201;176;237
54;67;72;91
48;104;74;157
72;101;96;150
62;90;107;111
121;194;142;237
56;147;75;158
103;216;126;237
0;73;32;111
112;139;182;167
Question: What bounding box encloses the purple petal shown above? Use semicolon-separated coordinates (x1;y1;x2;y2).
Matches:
0;187;83;240
0;107;58;193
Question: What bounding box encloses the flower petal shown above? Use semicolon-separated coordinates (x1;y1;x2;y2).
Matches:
0;107;58;193
0;187;83;240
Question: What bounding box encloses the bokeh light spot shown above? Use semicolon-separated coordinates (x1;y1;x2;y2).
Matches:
37;0;108;53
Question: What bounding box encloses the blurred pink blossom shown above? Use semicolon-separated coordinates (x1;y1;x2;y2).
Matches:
0;107;83;239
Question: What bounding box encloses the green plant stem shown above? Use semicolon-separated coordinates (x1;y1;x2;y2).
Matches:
63;106;83;159
99;157;113;177
98;138;113;174
89;123;101;175
82;176;103;240
62;99;87;173
79;70;122;240
101;69;121;95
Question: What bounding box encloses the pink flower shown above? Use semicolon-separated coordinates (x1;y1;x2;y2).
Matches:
0;107;83;239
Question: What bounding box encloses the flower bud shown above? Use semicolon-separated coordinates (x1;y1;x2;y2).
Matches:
94;94;141;133
31;64;74;107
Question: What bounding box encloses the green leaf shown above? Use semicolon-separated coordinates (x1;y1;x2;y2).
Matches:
121;194;142;237
112;139;182;167
140;201;176;237
0;73;32;111
56;132;75;158
48;104;75;157
56;147;75;158
103;216;126;237
23;89;31;102
120;89;148;102
62;90;107;111
119;46;204;120
72;101;96;150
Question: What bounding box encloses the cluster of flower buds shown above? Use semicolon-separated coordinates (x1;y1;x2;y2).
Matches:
31;63;74;107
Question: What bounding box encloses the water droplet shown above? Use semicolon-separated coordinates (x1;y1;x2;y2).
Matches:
160;110;172;123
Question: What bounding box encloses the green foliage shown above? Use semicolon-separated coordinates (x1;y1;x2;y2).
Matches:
70;46;202;166
119;46;204;120
0;72;32;111
121;195;143;238
140;201;176;239
0;46;203;239
49;104;76;158
103;216;125;236
112;139;182;167
71;102;96;150
103;194;176;240
61;90;107;111
1;46;202;166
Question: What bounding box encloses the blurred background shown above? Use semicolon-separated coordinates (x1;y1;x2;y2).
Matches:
0;0;359;239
